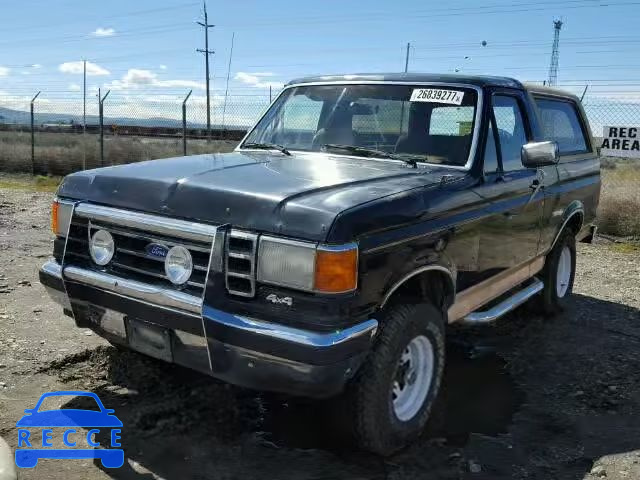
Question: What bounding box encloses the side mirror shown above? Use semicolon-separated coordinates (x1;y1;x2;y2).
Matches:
521;141;559;168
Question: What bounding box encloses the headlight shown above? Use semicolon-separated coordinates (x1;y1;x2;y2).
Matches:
51;199;74;237
257;237;317;291
257;237;358;293
165;246;193;285
89;230;115;266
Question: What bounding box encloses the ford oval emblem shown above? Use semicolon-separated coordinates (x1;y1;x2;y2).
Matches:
145;243;169;259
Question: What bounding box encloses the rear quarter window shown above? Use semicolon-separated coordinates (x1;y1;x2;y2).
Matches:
534;97;590;155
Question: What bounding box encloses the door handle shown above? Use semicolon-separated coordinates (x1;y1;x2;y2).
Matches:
526;176;544;207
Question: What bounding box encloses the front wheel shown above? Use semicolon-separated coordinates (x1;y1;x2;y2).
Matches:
345;302;445;456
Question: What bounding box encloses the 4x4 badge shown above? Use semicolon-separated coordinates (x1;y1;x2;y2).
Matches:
265;294;293;307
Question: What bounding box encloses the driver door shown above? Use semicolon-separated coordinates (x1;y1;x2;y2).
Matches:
475;90;545;277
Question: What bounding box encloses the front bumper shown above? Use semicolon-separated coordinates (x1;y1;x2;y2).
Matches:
40;260;377;398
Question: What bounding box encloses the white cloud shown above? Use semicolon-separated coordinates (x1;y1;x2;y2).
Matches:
0;66;10;76
69;83;81;92
105;68;205;91
234;72;282;89
31;64;42;69
159;65;167;70
123;69;156;85
91;27;116;37
59;61;110;76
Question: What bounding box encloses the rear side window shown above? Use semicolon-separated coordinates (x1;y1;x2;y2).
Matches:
534;98;589;154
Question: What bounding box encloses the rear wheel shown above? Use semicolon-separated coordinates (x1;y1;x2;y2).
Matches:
536;228;577;314
345;302;445;456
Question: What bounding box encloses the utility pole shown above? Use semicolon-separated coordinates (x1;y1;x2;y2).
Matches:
547;19;563;87
197;1;215;140
404;42;411;73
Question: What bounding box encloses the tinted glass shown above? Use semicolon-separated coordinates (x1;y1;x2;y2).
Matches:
535;98;588;154
243;84;478;166
492;95;528;172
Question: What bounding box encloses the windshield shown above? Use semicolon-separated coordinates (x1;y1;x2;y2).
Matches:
241;84;479;166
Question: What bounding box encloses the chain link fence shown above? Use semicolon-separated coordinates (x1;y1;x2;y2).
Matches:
0;88;638;236
0;92;275;175
0;90;638;173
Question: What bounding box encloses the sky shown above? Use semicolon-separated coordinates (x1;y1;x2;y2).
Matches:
1;0;640;128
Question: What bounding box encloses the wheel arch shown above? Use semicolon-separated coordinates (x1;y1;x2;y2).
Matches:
550;202;584;251
380;265;456;313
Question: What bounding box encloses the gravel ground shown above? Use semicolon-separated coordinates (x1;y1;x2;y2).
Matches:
0;185;639;480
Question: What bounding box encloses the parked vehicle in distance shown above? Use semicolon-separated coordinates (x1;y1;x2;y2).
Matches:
40;73;600;455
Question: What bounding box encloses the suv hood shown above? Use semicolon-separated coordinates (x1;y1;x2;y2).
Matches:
58;151;460;241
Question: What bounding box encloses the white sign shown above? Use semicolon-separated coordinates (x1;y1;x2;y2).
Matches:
410;88;465;105
601;126;640;158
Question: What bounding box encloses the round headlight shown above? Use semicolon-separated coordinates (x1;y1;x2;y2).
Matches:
89;230;115;266
165;246;193;285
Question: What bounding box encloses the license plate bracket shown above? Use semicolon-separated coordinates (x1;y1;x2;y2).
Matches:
127;319;173;362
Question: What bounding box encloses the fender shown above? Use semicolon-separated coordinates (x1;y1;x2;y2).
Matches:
380;263;456;310
549;201;584;252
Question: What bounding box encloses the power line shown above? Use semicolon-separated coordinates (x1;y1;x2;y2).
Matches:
213;1;640;28
1;2;200;33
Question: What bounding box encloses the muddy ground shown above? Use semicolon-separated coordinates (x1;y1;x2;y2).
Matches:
1;184;639;480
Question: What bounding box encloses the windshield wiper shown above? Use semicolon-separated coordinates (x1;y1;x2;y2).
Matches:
321;144;418;168
243;142;291;156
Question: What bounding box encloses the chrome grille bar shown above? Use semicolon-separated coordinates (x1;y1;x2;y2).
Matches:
225;230;257;297
75;203;217;244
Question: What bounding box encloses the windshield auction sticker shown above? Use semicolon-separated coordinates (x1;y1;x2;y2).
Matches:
410;88;465;105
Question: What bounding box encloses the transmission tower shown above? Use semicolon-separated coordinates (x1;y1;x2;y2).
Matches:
547;19;563;86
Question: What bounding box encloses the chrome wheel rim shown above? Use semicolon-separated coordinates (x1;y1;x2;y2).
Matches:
556;246;572;298
391;335;434;422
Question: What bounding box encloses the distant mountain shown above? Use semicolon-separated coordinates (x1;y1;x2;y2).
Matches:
0;106;207;128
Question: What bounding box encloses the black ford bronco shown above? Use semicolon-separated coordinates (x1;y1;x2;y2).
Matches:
41;73;600;455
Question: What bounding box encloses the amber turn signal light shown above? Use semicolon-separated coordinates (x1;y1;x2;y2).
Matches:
51;200;59;236
314;245;358;293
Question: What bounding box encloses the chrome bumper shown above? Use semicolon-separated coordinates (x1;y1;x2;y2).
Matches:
40;260;378;350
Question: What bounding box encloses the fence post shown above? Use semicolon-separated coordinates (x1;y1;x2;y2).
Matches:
30;91;41;175
99;89;110;167
182;90;193;156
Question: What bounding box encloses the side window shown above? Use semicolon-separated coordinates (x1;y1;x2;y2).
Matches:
492;95;528;172
483;121;499;174
534;98;589;154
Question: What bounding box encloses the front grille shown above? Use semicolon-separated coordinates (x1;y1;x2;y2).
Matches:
65;215;212;298
225;230;257;297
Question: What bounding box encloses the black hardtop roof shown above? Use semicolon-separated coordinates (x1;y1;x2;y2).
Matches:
286;73;524;88
285;73;580;100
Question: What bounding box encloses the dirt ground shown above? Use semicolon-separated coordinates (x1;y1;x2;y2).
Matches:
1;185;639;480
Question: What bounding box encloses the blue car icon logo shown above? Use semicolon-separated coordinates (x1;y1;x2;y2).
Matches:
15;390;123;469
